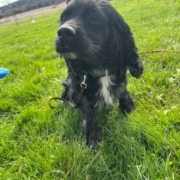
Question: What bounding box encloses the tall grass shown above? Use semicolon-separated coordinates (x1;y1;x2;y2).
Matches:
0;0;180;179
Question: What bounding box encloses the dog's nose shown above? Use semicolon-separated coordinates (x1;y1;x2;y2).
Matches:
57;26;76;40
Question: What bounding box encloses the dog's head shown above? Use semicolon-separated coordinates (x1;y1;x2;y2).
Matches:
56;0;111;60
55;0;143;76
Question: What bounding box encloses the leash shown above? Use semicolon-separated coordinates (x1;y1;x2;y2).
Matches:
49;72;87;109
140;50;180;55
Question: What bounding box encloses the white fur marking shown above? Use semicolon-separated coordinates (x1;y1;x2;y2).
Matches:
61;52;77;59
82;119;87;134
98;69;114;106
68;53;77;59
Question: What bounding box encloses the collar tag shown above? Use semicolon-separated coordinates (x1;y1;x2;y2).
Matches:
80;73;87;89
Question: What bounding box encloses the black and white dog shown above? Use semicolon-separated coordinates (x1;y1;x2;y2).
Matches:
55;0;143;149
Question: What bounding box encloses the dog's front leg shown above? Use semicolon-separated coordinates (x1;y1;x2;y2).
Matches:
77;98;102;149
119;89;134;115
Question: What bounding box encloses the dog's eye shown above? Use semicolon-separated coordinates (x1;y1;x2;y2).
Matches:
89;15;100;23
61;15;67;23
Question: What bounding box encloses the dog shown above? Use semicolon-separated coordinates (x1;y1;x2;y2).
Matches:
55;0;143;149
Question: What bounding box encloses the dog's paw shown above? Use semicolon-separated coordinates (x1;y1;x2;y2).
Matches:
129;61;143;78
120;101;134;115
87;128;102;150
119;92;134;115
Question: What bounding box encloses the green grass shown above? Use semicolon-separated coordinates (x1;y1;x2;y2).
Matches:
0;0;180;179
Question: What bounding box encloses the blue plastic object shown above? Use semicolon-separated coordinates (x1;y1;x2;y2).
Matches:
0;68;10;79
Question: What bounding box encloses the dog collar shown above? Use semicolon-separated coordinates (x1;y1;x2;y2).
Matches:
49;72;88;109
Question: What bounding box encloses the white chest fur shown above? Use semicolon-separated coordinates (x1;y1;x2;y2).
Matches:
96;69;115;108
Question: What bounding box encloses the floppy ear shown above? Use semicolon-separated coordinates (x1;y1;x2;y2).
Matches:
112;11;143;78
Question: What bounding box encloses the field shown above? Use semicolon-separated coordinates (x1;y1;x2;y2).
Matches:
0;2;66;25
0;0;180;179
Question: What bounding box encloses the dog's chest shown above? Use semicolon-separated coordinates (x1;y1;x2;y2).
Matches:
93;70;115;108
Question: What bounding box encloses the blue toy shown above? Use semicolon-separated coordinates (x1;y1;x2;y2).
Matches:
0;68;10;79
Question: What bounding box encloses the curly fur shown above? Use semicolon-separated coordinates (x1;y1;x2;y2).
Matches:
55;0;143;149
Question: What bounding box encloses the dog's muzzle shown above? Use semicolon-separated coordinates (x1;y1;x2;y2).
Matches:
57;24;76;41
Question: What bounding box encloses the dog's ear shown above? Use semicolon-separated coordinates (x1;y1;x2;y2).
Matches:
66;0;71;4
112;11;143;78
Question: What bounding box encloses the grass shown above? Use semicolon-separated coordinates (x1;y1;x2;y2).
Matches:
0;0;180;179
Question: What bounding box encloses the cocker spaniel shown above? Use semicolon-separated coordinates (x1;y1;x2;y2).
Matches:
55;0;143;149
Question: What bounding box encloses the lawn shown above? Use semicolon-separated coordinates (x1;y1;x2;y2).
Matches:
0;0;180;179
